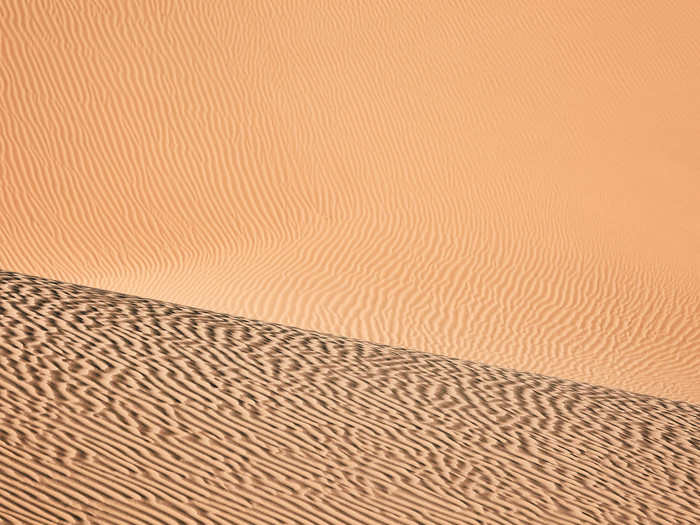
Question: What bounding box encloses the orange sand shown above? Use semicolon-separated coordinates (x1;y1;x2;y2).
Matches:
1;2;699;402
1;271;699;524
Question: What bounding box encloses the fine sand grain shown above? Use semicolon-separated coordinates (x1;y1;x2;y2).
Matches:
0;271;699;524
1;2;700;402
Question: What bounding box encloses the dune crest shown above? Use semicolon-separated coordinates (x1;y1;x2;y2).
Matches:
0;271;698;524
1;2;700;401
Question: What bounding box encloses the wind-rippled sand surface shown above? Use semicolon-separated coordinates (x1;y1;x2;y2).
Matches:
1;271;699;524
1;2;700;401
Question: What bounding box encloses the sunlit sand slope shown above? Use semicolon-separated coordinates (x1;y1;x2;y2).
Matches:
1;2;700;401
0;271;698;524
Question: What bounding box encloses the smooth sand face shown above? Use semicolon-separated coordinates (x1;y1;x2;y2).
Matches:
1;2;699;402
1;271;698;524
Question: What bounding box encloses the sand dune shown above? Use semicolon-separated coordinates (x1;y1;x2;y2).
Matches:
1;1;700;402
0;271;698;524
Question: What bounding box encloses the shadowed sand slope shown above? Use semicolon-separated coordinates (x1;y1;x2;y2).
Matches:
0;271;698;524
2;2;700;402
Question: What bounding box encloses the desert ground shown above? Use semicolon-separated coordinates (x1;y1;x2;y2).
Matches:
0;271;698;524
1;2;699;402
1;1;699;523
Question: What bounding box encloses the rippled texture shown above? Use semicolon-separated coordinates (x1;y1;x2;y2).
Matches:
0;271;698;524
1;2;699;401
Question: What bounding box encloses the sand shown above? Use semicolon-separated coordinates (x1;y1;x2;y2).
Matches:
0;270;698;524
3;3;700;523
2;1;699;402
1;2;700;402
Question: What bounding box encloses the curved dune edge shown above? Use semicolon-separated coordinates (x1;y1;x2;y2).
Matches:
2;1;700;403
1;271;698;525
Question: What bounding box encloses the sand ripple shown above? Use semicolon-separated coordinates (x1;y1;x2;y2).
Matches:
0;271;698;524
1;2;699;401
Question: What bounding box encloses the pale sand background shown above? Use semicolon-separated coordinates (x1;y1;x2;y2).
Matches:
1;2;699;402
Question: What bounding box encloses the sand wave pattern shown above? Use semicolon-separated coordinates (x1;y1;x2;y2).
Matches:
2;1;700;402
0;271;698;524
